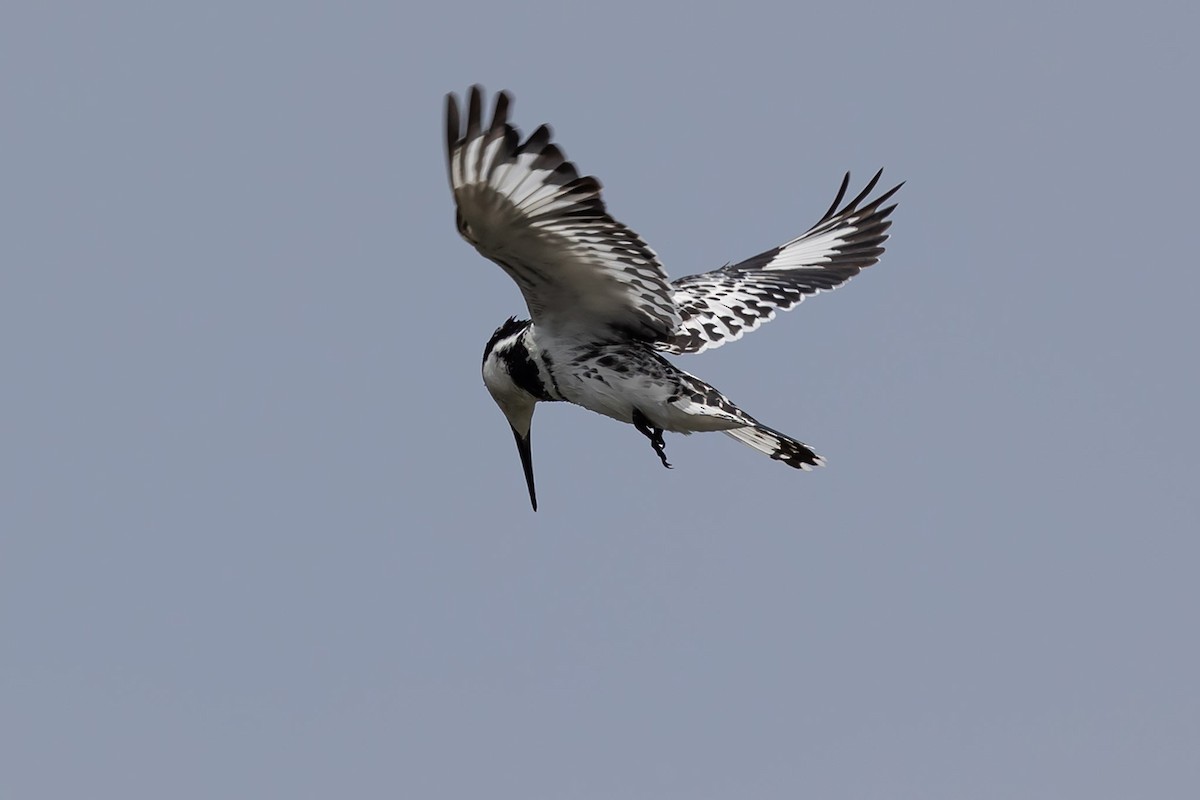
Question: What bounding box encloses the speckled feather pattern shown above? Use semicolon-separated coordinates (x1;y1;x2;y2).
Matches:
658;171;901;355
451;86;899;505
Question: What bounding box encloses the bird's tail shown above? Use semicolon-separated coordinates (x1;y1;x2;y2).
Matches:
724;424;824;470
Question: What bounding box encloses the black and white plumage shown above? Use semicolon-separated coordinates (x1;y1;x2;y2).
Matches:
446;86;901;510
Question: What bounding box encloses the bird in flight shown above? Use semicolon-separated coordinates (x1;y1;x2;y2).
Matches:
445;86;901;510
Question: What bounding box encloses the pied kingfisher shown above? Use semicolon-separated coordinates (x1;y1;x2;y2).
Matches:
446;86;901;510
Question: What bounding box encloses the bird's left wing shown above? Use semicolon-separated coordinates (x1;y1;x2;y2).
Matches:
446;86;680;342
657;171;901;355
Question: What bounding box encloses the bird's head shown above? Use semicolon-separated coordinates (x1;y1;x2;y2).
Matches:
481;317;543;510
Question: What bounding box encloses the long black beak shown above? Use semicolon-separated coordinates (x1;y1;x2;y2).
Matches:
510;425;538;511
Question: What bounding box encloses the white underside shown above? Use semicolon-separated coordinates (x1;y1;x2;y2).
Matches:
533;334;746;434
561;373;743;433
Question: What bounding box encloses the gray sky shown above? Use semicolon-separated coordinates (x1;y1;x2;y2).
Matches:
3;2;1198;798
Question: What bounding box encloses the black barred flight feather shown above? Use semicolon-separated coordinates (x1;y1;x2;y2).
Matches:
657;171;902;355
445;86;681;342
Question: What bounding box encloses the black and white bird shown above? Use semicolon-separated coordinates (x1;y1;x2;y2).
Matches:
445;86;901;510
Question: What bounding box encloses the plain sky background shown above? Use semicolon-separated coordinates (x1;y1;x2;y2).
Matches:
3;2;1198;798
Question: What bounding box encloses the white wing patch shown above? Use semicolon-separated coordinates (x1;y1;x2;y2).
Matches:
658;171;902;355
446;86;681;342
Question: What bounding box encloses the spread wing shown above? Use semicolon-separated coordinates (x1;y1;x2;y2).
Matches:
445;86;680;342
657;171;902;355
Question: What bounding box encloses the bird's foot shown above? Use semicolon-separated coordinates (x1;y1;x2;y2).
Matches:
651;436;673;469
633;409;673;469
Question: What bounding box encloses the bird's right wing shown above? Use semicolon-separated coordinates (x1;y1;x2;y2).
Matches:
657;171;901;355
446;86;680;342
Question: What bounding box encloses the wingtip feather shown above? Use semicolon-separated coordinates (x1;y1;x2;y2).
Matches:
846;169;884;212
444;92;461;178
466;85;483;139
491;89;512;132
820;172;852;223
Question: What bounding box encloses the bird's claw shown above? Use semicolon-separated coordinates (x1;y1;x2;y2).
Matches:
652;441;673;469
633;409;673;469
